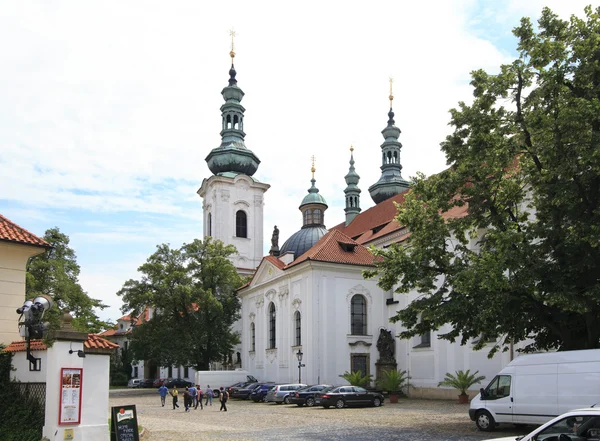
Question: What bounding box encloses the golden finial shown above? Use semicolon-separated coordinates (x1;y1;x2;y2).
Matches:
350;145;354;152
311;155;316;179
389;77;394;108
229;28;236;61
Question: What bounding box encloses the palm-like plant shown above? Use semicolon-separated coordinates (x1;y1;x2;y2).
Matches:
376;369;410;393
339;370;373;387
437;369;486;395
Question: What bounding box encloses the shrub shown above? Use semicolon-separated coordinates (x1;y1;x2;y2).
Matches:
376;369;410;393
438;369;486;395
111;372;128;387
339;370;373;387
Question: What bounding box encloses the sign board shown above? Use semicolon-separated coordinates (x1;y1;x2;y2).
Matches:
59;368;83;425
110;405;140;441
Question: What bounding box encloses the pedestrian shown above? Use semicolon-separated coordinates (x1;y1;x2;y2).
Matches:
158;383;169;407
219;386;228;412
205;384;213;406
196;385;203;410
184;387;193;412
170;386;179;409
189;384;198;410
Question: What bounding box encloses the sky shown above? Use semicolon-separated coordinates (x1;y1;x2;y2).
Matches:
0;1;593;324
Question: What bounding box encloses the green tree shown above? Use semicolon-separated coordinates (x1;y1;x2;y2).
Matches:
26;227;109;333
365;6;600;355
117;237;243;370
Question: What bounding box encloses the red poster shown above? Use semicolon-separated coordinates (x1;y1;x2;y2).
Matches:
59;368;83;425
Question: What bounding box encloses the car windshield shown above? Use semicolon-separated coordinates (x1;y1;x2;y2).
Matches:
534;415;600;439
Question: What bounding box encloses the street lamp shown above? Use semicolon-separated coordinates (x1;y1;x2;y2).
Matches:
296;349;305;383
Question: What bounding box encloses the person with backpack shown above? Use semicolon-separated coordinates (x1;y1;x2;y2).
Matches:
219;386;228;411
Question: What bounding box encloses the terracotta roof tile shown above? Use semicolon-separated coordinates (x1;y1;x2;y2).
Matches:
2;340;47;353
264;255;286;270
100;328;118;337
288;229;379;268
85;334;119;350
0;214;50;248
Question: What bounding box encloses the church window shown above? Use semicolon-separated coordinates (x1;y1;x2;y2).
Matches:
208;212;212;236
233;115;239;129
313;209;322;224
226;114;232;129
413;316;431;348
268;302;276;349
294;311;301;346
350;294;367;335
236;210;247;238
304;209;313;225
251;323;255;351
393;151;398;163
350;354;369;377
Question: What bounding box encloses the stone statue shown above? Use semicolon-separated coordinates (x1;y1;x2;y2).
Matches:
377;329;395;362
270;225;280;256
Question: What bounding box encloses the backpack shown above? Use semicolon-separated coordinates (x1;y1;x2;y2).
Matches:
222;391;229;402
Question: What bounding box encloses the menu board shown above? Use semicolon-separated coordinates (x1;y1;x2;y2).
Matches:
110;405;140;441
59;368;83;425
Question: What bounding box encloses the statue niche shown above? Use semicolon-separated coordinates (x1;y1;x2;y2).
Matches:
375;329;397;382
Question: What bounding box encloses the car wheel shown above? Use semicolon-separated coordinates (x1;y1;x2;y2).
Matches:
335;399;345;409
306;397;315;407
475;410;495;432
262;395;268;403
283;396;290;404
373;397;382;407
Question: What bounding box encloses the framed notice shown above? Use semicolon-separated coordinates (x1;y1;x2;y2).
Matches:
59;368;83;425
110;405;140;441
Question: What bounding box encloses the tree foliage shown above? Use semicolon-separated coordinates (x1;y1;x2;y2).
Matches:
438;370;486;395
365;6;600;354
26;227;109;333
117;237;243;370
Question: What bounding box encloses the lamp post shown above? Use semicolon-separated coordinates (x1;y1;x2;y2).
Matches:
296;349;305;383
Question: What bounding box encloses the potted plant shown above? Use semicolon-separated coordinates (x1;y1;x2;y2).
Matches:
438;369;486;404
376;369;410;403
338;370;373;388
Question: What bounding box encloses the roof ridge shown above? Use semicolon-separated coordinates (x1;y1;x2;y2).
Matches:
0;214;50;247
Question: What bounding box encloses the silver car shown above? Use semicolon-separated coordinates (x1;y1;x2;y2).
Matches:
265;383;307;404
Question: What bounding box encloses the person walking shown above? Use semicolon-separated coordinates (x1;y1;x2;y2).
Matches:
205;385;213;406
189;384;198;410
183;387;192;412
195;385;203;410
219;386;228;412
158;383;169;407
170;386;179;409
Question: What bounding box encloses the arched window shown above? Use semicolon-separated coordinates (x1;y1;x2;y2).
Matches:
268;302;276;349
233;115;239;129
251;322;255;352
313;209;322;224
236;210;247;238
351;294;367;335
226;114;232;129
303;209;313;225
294;311;301;346
208;212;212;236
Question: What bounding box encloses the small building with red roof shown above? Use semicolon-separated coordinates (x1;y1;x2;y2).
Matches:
0;214;50;345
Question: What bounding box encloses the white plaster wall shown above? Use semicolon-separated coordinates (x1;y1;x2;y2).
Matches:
9;351;47;382
199;175;269;271
0;242;45;346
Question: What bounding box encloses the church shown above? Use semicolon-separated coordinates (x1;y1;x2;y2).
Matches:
197;43;518;399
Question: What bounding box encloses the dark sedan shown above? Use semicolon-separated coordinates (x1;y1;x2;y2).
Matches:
164;378;193;388
233;382;273;400
289;384;333;407
316;386;384;409
250;384;276;402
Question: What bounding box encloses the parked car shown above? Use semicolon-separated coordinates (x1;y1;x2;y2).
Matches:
316;386;384;409
265;383;307;404
225;381;255;397
164;378;192;388
127;378;143;388
152;378;167;387
232;382;268;400
141;379;155;388
250;384;276;402
289;384;333;407
481;408;600;441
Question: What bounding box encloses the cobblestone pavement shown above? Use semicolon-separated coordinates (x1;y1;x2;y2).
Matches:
110;389;529;441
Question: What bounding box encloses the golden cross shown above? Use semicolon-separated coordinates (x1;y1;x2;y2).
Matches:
389;77;394;107
229;28;236;60
311;155;316;179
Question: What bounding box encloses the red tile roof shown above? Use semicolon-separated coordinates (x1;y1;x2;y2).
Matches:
2;340;47;353
264;255;286;270
0;214;50;248
85;334;119;350
288;229;379;268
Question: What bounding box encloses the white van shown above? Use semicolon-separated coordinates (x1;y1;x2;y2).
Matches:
469;349;600;431
194;369;257;392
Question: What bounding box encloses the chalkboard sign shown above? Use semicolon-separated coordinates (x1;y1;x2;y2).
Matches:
110;405;140;441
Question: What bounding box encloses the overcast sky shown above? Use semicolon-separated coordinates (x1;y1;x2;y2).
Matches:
0;1;592;323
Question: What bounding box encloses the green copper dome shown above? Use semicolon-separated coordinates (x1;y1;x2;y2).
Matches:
300;178;328;208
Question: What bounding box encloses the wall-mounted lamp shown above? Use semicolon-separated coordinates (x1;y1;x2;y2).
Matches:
69;349;86;358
